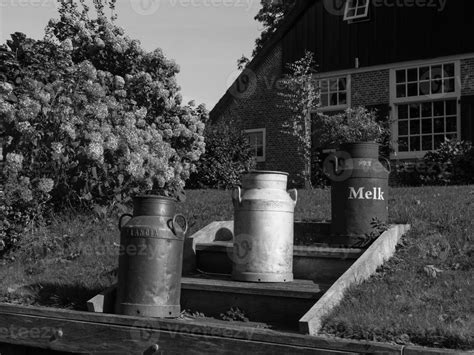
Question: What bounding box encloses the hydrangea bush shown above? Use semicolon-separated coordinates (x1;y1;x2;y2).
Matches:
0;0;207;252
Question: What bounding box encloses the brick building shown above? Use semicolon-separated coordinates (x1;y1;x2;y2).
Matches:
210;0;474;185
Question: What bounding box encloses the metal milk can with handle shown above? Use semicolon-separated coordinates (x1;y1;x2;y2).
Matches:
232;171;297;283
115;195;188;318
329;142;389;245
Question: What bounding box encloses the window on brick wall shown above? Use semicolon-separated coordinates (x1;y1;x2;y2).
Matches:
391;61;461;158
344;0;370;22
244;128;266;163
318;76;350;112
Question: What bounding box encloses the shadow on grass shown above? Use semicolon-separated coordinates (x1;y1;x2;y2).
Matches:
24;282;105;311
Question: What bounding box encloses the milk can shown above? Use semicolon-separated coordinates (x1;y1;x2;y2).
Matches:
232;171;297;283
328;143;389;244
115;195;188;318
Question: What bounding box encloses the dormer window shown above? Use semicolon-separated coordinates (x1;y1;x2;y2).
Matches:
344;0;370;22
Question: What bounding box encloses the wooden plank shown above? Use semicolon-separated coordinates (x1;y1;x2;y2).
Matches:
196;242;363;260
403;346;474;355
0;313;353;355
299;225;411;335
0;303;404;354
182;275;326;299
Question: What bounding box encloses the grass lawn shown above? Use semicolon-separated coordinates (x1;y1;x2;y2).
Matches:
0;186;472;350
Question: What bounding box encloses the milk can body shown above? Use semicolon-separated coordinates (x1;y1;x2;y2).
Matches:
329;143;389;244
115;195;187;317
232;171;297;283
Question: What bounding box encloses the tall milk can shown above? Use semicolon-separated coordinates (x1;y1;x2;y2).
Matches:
115;195;188;318
329;143;389;244
232;171;297;283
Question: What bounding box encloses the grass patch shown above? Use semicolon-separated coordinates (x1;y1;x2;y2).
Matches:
0;186;472;349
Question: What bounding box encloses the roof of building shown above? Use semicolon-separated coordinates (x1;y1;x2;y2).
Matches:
210;0;316;121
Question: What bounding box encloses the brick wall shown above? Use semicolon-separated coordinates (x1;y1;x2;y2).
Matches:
351;69;390;107
217;44;305;186
461;58;474;96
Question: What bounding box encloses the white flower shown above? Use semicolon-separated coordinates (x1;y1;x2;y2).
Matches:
37;178;54;194
87;142;104;162
61;39;73;52
51;142;64;154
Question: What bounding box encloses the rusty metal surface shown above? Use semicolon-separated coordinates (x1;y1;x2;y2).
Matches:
115;195;187;318
232;171;297;283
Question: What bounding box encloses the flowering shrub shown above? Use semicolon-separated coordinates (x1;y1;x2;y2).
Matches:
313;107;389;148
187;123;255;189
421;140;474;185
0;1;207;252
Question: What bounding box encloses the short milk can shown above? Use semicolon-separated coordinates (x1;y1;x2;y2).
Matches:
115;195;188;318
232;171;297;283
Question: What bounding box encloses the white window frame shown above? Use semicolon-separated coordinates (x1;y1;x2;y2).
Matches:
316;75;351;113
390;60;461;159
244;128;266;163
344;0;370;22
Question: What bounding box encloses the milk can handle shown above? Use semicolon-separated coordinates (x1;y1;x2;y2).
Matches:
118;214;133;231
172;214;188;235
288;189;298;205
232;186;242;205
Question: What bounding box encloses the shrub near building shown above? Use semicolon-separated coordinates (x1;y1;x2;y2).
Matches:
0;1;207;254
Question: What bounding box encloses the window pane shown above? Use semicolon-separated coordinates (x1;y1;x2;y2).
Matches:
329;79;338;91
409;104;420;118
338;78;347;91
399;120;409;136
443;63;455;77
397;84;406;98
410;120;421;135
433;101;444;116
446;100;457;115
421;102;432;117
339;92;347;105
419;81;430;96
422;119;432;134
431;80;442;94
330;93;338;106
444;78;455;93
356;6;366;15
396;70;406;83
422;135;433;151
321;94;329;106
434;117;444;133
256;146;264;157
431;65;442;80
446;116;457;132
407;68;418;82
408;83;418;96
346;8;356;17
398;105;409;119
410;136;421;151
419;66;430;80
434;134;445;149
399;137;409;152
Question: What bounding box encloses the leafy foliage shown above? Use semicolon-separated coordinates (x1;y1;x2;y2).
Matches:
187;124;255;189
0;0;207;253
421;140;474;185
279;51;320;188
313;107;389;148
252;0;296;57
